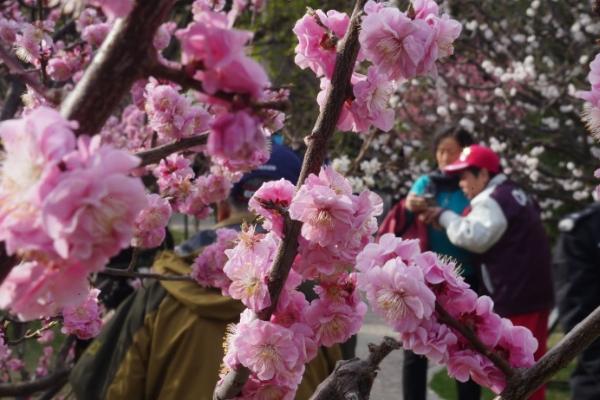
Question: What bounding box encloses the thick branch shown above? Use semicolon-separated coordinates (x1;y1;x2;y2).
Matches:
60;0;177;135
98;267;195;282
435;303;515;378
309;337;401;400
213;1;366;398
136;134;208;167
498;305;600;400
0;368;69;397
0;76;26;121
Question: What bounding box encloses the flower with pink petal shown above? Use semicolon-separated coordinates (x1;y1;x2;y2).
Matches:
42;137;147;271
293;9;350;78
249;179;296;237
0;260;89;320
349;66;396;132
496;318;538;368
359;6;432;81
401;319;457;363
289;176;355;247
359;257;435;332
61;288;103;340
355;233;421;272
191;227;238;292
207;110;269;172
304;298;366;347
235;319;301;386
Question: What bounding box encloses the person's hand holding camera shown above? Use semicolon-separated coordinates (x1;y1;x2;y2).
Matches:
406;193;428;213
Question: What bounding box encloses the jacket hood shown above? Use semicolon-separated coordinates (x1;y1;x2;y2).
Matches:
153;251;245;321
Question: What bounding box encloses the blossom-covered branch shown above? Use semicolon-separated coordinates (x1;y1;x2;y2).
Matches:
60;0;177;135
498;305;600;400
213;0;368;398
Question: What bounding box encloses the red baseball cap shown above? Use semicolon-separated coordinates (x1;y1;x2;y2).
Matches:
444;144;501;174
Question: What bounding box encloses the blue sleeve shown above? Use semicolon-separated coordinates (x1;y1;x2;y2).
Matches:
410;175;430;196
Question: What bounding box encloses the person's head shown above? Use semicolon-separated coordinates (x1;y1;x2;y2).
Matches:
432;127;474;169
444;145;501;199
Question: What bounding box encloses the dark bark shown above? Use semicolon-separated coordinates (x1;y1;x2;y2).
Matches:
136;134;208;167
309;337;401;400
0;76;25;121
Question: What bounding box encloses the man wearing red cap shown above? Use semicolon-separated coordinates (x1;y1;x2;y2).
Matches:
424;144;554;400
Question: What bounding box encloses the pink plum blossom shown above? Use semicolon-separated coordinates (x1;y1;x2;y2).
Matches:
359;258;435;332
82;23;110;47
0;261;89;320
177;14;251;68
355;233;420;272
249;179;296;237
191;227;239;292
495;318;538;368
349;67;396;132
207;110;269;172
42;137;147;271
61;288;103;340
132;193;172;249
0;107;76;256
199;55;270;100
293;9;350;78
401;319;457;363
359;5;432;81
289;174;355;247
235;319;302;386
304;299;366;347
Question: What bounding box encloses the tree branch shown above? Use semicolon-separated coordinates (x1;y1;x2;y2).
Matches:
213;0;367;398
435;303;515;378
498;305;600;400
60;0;178;135
309;337;401;400
135;133;208;167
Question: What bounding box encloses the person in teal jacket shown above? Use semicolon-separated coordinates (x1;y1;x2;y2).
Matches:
403;127;480;400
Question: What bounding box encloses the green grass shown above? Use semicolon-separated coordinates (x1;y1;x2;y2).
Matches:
429;332;574;400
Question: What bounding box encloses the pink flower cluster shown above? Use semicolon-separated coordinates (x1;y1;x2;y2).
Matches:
144;78;211;141
356;234;538;393
295;0;462;134
190;227;239;292
132;193;172;249
289;166;382;279
218;167;378;397
175;6;281;173
0;107;147;319
61;288;103;340
153;155;236;217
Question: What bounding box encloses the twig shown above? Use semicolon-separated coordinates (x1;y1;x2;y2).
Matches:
348;129;377;175
135;133;208;167
497;305;600;400
127;247;140;272
60;0;178;135
7;320;59;345
98;267;194;282
435;302;515;378
309;337;401;400
213;0;367;398
0;368;70;397
145;61;291;112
